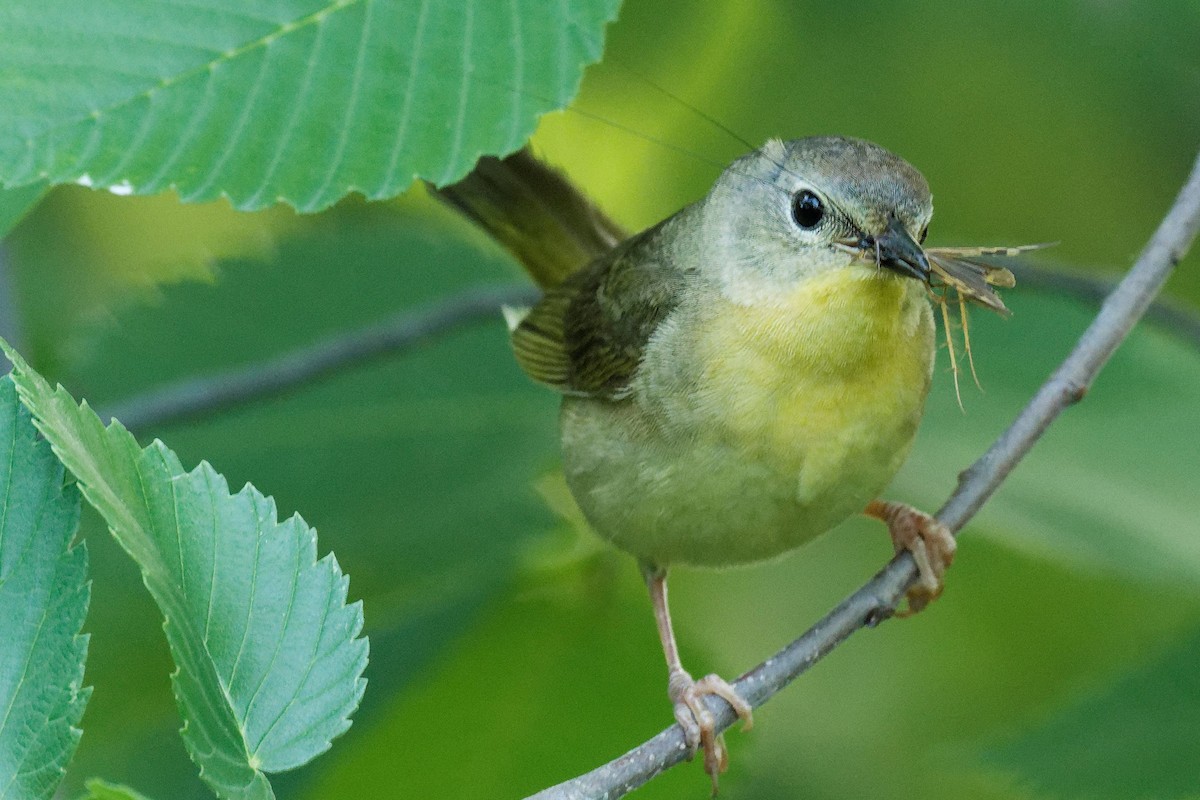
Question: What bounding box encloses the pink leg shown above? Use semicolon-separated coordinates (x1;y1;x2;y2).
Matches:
642;563;753;794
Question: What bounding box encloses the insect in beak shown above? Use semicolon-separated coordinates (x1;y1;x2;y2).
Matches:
834;231;1053;408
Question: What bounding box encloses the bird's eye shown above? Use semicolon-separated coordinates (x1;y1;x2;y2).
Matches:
919;225;929;244
791;190;824;229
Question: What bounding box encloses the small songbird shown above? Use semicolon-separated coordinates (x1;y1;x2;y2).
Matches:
437;137;1004;788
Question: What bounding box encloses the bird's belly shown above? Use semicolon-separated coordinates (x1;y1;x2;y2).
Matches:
560;272;935;567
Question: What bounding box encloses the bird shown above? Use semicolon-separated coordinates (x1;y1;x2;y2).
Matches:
436;136;996;789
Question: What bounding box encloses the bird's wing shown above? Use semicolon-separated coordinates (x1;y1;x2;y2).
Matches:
511;220;686;399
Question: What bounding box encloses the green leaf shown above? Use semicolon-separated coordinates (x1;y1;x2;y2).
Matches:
0;0;622;211
79;779;154;800
0;180;47;238
2;346;368;800
0;375;89;800
41;199;555;797
986;625;1200;799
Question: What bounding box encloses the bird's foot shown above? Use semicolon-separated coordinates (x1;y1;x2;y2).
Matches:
866;500;956;615
668;669;753;794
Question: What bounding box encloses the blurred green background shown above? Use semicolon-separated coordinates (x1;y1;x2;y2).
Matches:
4;0;1200;798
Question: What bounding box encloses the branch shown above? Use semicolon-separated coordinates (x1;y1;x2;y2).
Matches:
102;284;539;430
527;149;1200;800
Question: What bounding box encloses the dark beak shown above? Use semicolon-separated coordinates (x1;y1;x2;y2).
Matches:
874;216;930;281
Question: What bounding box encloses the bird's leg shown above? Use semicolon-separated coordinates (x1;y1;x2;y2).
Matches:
640;562;753;794
864;500;957;615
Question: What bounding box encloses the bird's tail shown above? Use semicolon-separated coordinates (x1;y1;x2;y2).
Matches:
432;148;626;289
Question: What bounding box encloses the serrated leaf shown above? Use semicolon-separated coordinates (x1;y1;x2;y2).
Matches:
0;375;89;800
80;779;154;800
0;0;622;212
44;200;555;796
985;625;1200;799
2;346;368;800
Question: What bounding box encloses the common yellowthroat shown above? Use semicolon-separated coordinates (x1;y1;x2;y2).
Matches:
438;137;1009;787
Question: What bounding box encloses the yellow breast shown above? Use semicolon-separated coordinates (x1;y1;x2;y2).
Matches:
692;268;934;503
562;266;936;567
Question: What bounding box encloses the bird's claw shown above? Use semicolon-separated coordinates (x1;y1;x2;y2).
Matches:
669;670;753;794
871;501;956;615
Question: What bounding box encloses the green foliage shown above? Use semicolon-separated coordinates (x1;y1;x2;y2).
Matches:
2;0;1199;798
0;181;46;237
35;201;1200;800
0;0;621;211
988;626;1200;799
4;346;368;799
33;203;558;798
64;204;559;611
0;376;89;800
301;562;705;799
80;779;153;800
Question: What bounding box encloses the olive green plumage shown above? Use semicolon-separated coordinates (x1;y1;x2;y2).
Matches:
438;137;940;567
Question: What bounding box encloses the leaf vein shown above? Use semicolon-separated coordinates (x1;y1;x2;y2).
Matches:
225;497;263;697
304;0;375;209
436;0;476;185
381;0;431;190
241;17;330;207
507;0;525;150
252;565;335;758
185;45;275;201
243;515;304;758
20;0;368;149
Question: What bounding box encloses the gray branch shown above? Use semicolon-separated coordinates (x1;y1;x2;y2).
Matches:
102;284;539;430
527;149;1200;800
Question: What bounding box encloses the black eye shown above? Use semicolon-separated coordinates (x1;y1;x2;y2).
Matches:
791;190;824;229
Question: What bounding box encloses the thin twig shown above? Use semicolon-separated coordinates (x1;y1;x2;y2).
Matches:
102;284;539;430
526;150;1200;800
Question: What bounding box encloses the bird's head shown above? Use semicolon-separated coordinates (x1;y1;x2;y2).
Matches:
700;136;934;301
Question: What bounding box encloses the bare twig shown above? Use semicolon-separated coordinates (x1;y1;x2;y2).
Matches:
526;150;1200;800
102;284;539;430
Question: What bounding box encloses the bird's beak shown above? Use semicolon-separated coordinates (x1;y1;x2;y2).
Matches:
875;216;930;281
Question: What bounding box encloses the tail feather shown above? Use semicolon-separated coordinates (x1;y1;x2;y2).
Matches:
432;148;626;289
